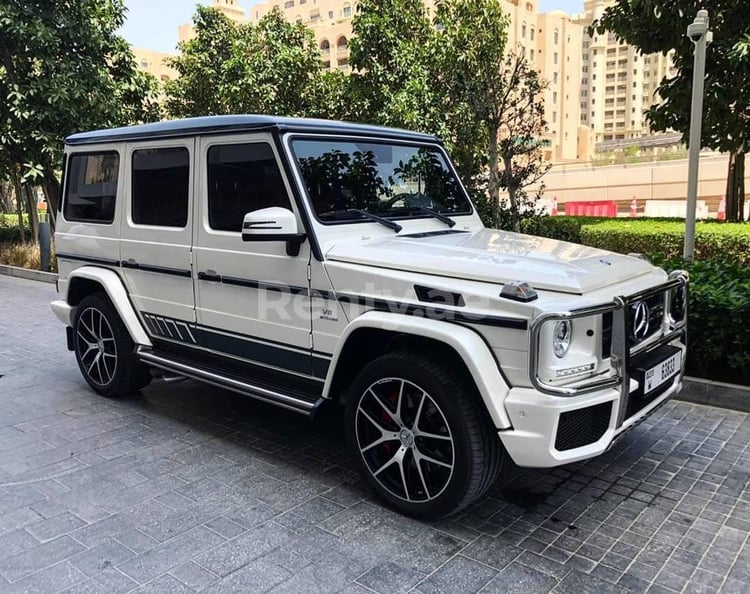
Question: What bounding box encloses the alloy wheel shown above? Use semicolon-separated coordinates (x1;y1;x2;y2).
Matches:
355;378;455;502
76;307;118;386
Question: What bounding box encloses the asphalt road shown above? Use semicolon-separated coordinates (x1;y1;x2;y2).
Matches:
0;274;748;594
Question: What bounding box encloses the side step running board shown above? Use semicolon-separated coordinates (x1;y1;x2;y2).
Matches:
137;347;322;416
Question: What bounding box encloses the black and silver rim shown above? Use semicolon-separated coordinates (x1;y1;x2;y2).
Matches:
355;378;455;503
76;307;118;386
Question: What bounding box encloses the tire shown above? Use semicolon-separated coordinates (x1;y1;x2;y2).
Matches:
72;293;152;397
345;350;503;518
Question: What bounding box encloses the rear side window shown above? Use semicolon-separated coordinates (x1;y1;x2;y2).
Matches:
131;147;190;227
207;142;292;232
63;152;119;223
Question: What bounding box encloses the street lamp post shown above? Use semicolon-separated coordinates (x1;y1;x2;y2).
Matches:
683;10;713;262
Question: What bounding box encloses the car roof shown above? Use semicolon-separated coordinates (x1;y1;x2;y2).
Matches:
64;115;440;145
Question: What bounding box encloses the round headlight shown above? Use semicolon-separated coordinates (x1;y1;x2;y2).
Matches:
553;320;572;358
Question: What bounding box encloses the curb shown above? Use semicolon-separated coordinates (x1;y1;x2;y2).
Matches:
0;264;57;284
677;376;750;413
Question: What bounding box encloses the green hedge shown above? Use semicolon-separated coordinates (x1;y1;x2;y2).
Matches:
661;258;750;385
522;217;750;265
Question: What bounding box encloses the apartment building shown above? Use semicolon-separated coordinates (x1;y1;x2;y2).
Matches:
131;47;177;83
574;0;675;145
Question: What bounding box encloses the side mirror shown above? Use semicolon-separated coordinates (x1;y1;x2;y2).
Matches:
241;207;307;256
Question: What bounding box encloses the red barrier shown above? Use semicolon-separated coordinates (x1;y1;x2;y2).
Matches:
563;200;618;217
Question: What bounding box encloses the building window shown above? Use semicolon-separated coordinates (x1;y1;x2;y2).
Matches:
131;148;189;228
552;112;557;123
554;30;559;44
207;143;291;233
582;66;588;73
554;52;558;65
64;152;120;224
284;0;294;8
328;10;333;18
553;72;558;84
343;3;352;17
140;60;149;69
337;36;348;50
320;39;330;53
553;92;558;102
530;28;535;41
310;10;320;21
522;22;527;38
530;49;535;61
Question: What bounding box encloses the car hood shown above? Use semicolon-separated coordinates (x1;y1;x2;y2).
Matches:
324;228;656;295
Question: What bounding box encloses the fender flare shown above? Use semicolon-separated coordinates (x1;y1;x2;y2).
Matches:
66;267;152;347
322;310;512;429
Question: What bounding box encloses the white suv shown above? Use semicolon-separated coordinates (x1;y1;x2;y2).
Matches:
51;115;688;518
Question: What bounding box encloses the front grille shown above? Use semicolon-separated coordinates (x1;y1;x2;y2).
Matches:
627;293;665;348
555;402;613;451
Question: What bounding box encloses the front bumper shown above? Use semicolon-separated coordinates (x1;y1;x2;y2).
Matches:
498;349;684;467
499;271;688;468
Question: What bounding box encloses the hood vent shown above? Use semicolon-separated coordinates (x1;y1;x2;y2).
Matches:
414;285;465;307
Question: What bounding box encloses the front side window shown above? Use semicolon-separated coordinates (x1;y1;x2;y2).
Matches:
64;152;119;223
291;138;471;222
207;142;291;232
132;147;190;227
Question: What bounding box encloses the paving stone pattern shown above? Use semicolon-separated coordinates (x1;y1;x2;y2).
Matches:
0;275;749;593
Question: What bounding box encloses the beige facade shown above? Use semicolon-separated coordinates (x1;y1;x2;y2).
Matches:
535;11;583;162
179;0;247;44
573;0;675;146
131;47;177;82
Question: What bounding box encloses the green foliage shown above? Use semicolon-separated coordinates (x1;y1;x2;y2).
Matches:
0;0;161;212
658;258;750;384
593;1;750;221
0;213;29;243
165;6;339;119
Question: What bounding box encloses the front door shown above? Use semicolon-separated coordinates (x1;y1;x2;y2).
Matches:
120;139;195;333
192;133;314;378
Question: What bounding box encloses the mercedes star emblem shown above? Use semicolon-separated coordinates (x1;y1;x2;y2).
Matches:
632;300;650;341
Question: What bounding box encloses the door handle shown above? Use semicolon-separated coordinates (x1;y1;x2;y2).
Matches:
198;270;221;283
121;259;140;269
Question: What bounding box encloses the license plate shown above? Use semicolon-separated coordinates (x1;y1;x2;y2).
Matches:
643;350;682;395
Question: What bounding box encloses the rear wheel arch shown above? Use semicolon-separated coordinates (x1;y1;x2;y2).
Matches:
65;268;151;347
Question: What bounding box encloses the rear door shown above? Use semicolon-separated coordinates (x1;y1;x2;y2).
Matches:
120;139;196;329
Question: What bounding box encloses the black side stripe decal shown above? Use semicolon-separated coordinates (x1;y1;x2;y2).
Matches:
197;273;335;300
56;253;120;267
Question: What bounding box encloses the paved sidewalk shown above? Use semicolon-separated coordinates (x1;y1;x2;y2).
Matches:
0;275;748;594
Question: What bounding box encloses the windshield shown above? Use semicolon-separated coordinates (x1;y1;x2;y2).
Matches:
290;138;472;221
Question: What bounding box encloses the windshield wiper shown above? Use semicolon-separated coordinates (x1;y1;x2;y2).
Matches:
320;209;402;233
394;206;456;228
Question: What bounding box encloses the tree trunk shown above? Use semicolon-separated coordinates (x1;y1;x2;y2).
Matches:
487;127;501;227
503;156;521;233
24;184;39;243
725;150;745;222
11;168;25;243
43;170;61;230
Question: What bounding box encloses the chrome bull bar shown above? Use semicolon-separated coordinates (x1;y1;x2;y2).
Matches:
529;270;689;400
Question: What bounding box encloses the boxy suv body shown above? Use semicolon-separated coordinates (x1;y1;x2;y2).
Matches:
51;116;688;517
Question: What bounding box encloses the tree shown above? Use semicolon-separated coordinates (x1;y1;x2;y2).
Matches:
348;0;445;135
0;0;160;233
593;1;750;222
166;7;334;119
495;54;551;232
437;0;548;231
